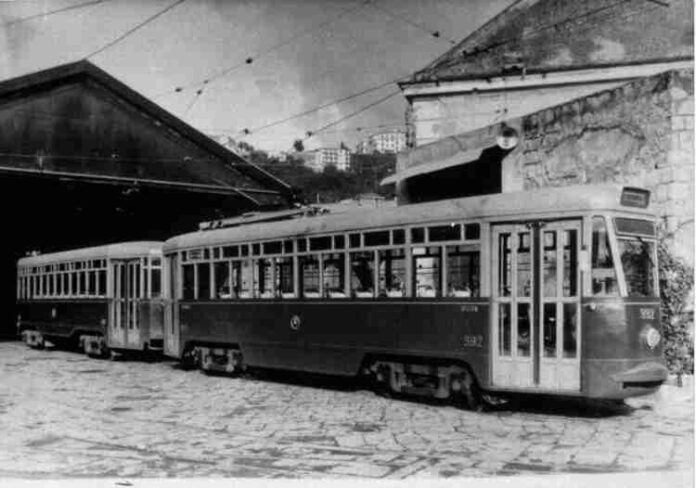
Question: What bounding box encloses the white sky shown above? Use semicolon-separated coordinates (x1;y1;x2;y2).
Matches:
0;0;513;152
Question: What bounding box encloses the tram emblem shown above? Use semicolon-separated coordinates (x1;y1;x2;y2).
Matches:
290;314;302;331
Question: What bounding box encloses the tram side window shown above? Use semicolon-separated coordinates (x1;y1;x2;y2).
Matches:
182;264;195;299
300;255;320;298
197;262;211;299
378;249;406;297
446;245;479;297
79;271;86;296
351;251;375;298
591;217;618;296
150;267;162;298
323;252;346;298
89;271;97;297
413;246;441;297
255;258;275;298
98;269;106;297
275;257;295;298
238;260;254;298
214;261;232;298
618;237;656;297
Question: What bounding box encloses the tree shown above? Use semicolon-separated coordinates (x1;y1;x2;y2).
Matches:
658;240;694;375
293;139;305;152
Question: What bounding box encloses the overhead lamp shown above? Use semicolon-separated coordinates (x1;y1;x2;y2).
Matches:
496;125;519;150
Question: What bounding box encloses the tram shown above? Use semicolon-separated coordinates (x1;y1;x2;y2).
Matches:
16;242;164;357
161;185;667;407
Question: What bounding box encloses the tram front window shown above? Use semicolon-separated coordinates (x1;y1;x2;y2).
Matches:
591;217;619;296
618;237;657;297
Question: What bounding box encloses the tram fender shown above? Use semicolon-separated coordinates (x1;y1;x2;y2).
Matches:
610;361;668;384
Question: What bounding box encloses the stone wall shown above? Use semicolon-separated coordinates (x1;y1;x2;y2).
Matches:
515;69;694;261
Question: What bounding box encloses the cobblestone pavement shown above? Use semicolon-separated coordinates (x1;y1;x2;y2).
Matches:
0;342;692;481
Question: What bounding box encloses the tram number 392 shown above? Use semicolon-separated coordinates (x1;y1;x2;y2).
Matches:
460;335;484;348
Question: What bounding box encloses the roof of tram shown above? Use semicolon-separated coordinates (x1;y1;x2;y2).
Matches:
18;241;163;268
164;184;655;251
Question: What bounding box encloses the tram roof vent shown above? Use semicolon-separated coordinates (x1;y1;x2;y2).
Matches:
199;205;330;230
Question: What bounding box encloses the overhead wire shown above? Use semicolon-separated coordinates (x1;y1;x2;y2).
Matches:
0;150;378;169
276;0;664;146
235;76;409;138
3;0;111;27
301;89;402;142
152;0;374;101
85;0;187;59
367;1;457;45
213;0;659;143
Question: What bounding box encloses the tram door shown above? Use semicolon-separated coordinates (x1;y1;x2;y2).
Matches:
163;254;179;357
492;221;581;391
110;259;142;349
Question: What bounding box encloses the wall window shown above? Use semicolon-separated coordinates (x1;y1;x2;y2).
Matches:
323;253;346;297
350;251;375;298
378;249;406;297
446;245;479;297
413;246;441;297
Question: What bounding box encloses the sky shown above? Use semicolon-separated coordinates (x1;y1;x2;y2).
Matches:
0;0;513;152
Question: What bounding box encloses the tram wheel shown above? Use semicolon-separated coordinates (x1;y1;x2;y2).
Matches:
451;370;483;411
179;347;198;370
372;364;393;398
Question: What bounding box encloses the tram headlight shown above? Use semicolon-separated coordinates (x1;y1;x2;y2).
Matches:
642;326;661;349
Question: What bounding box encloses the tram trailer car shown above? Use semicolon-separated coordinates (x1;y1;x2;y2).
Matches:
17;242;165;357
161;185;667;408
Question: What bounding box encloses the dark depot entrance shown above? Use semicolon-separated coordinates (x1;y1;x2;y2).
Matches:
0;61;294;337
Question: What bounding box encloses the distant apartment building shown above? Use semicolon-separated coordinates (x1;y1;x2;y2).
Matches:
304;147;351;172
356;130;407;154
